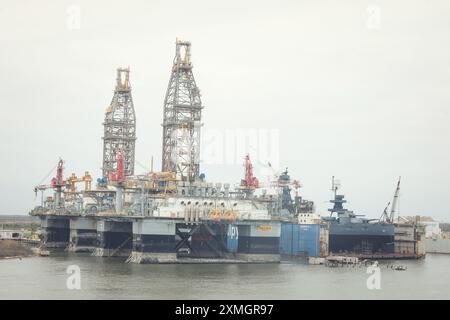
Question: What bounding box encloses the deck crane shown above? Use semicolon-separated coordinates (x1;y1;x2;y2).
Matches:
34;158;65;207
67;172;93;193
379;176;401;223
379;201;391;222
239;154;259;197
266;161;301;195
251;158;304;213
390;176;401;223
240;154;259;189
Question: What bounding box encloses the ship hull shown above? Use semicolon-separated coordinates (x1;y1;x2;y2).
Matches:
328;223;395;254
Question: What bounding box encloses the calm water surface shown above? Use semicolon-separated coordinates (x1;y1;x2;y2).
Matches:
1;253;449;299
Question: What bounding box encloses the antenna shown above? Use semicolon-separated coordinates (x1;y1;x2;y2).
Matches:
331;176;341;197
331;176;335;194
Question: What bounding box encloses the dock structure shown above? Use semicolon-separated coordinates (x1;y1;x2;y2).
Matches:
393;222;426;258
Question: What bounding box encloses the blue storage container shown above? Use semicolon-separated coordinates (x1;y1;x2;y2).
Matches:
280;223;321;257
298;224;320;257
279;223;292;255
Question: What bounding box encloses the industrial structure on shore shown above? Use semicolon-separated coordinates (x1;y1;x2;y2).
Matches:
30;39;425;263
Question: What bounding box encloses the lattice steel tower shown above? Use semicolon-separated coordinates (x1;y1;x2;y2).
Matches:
162;39;203;182
102;67;136;178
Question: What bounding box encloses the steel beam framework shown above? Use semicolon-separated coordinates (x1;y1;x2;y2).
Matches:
162;39;203;182
102;68;136;178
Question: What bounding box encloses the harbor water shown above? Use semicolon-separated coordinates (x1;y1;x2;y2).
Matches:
1;253;450;299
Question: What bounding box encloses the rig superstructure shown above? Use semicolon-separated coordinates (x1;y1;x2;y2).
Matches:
102;67;136;178
162;39;202;183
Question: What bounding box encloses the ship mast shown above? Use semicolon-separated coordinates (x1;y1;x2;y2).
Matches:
331;176;338;198
329;176;347;217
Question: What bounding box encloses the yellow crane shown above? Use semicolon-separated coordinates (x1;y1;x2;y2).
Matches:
67;171;92;192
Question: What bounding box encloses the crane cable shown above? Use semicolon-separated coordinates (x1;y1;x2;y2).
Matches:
135;160;150;172
36;162;58;186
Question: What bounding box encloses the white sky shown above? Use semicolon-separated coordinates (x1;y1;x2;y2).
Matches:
0;0;449;221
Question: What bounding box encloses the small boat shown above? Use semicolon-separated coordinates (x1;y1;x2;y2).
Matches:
393;265;407;271
39;249;50;257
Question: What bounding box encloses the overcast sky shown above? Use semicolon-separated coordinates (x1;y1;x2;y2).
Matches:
1;0;449;221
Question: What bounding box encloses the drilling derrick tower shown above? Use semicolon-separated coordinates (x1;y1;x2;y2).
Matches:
102;67;136;179
162;39;203;182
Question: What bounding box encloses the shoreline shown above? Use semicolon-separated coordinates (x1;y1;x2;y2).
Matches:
0;239;36;260
0;255;28;260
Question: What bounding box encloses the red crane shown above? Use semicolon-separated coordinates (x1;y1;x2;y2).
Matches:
50;158;64;188
34;158;65;207
241;154;259;188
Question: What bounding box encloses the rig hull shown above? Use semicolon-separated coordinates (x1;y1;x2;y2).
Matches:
35;214;287;263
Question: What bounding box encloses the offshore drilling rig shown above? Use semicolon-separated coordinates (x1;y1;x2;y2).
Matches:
30;39;317;263
30;39;424;263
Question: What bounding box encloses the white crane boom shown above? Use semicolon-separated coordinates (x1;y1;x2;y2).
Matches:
390;176;401;222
